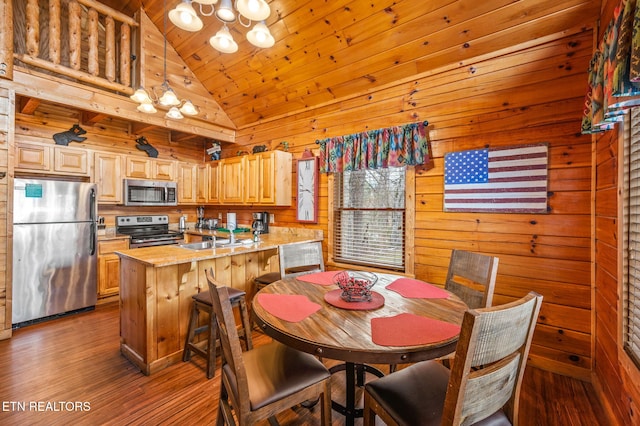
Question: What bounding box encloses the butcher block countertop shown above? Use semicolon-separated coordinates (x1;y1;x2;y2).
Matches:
115;227;322;267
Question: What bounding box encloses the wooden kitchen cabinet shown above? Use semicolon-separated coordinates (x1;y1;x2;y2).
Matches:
177;162;197;204
220;156;244;204
15;142;89;176
125;156;176;180
211;151;292;205
98;238;129;299
257;150;292;205
244;154;260;203
197;163;209;203
94;151;123;204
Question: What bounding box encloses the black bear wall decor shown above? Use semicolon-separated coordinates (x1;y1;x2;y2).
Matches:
135;136;159;158
53;124;87;145
252;145;267;154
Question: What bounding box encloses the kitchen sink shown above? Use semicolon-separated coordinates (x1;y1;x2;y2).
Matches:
179;239;254;251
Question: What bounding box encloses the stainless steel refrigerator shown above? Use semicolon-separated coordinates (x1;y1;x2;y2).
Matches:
13;178;98;326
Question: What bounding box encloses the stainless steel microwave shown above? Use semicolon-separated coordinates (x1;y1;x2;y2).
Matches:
123;179;177;206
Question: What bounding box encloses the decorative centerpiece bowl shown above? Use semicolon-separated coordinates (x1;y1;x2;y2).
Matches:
333;271;378;302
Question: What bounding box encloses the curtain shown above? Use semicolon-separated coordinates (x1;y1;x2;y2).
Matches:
316;121;430;173
582;0;640;133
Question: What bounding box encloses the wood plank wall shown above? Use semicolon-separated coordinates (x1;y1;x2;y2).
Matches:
0;87;12;338
236;28;595;379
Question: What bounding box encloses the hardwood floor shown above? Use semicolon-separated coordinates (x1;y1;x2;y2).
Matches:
0;302;610;425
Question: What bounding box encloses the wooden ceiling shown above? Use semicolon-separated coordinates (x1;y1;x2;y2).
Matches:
97;0;600;129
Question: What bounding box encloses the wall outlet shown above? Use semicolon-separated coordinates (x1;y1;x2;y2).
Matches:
269;213;274;224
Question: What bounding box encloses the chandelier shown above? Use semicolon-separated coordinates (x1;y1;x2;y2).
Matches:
168;0;274;53
130;0;200;119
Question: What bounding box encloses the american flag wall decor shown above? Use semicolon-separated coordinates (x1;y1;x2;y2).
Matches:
443;143;549;213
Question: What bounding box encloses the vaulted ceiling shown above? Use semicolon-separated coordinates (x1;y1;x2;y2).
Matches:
99;0;600;129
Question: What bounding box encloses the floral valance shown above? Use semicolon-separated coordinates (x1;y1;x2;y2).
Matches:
315;121;431;173
582;0;640;133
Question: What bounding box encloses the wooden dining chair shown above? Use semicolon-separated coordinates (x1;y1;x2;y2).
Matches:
364;291;543;426
206;268;332;426
446;249;499;309
254;241;325;291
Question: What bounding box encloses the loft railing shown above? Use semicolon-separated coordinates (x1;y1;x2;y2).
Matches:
12;0;137;95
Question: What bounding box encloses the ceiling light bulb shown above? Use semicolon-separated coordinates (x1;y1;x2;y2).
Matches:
236;0;270;21
166;107;184;120
193;0;217;4
180;100;199;116
137;101;157;114
168;1;204;31
130;87;152;104
159;86;181;106
209;25;238;53
215;0;236;22
247;21;274;48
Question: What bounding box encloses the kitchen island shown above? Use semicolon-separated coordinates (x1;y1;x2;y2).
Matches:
115;228;322;375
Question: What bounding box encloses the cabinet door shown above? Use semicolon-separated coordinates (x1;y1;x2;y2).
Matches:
15;142;51;171
208;162;220;203
220;157;245;204
94;152;123;203
259;151;276;204
54;146;89;175
197;164;209;203
178;162;197;204
97;239;129;298
153;159;176;180
245;154;261;203
125;156;151;178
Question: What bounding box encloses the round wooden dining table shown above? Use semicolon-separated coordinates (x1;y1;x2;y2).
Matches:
251;272;468;425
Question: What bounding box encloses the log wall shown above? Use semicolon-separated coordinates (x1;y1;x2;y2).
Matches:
0;87;12;338
236;28;596;379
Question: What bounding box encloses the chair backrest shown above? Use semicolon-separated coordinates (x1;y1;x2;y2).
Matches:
443;291;543;425
278;241;325;278
445;249;499;309
206;269;252;419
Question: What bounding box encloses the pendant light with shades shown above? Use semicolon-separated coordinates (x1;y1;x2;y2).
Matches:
130;0;200;119
168;0;274;54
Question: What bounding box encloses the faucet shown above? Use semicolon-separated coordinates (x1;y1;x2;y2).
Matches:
229;231;236;245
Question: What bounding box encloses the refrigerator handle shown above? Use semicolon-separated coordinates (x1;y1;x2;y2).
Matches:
89;188;97;256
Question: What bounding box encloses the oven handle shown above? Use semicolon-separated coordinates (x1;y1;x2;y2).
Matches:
130;239;184;249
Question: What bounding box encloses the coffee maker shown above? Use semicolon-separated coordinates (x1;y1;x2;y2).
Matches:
252;212;269;234
196;206;205;229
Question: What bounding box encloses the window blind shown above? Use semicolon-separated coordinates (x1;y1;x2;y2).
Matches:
625;107;640;366
333;167;406;270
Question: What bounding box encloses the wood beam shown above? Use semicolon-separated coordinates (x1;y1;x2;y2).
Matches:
18;96;40;115
81;111;108;125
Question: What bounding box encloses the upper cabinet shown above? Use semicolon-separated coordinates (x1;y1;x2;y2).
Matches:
177;162;197;204
15;142;90;176
94;152;123;204
212;150;292;206
220;156;245;204
125;156;175;180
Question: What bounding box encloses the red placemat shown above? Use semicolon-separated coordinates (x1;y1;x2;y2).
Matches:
296;271;337;286
386;278;450;299
371;313;461;346
324;289;385;310
257;293;321;322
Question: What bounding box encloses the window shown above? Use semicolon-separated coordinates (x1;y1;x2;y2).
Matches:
331;167;407;271
625;107;640;365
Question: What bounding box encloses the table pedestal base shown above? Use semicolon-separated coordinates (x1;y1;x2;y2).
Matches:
329;362;385;426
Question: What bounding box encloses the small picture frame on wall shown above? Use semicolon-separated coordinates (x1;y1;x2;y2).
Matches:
296;153;319;223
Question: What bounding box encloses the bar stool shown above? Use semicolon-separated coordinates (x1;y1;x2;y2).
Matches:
182;287;253;379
